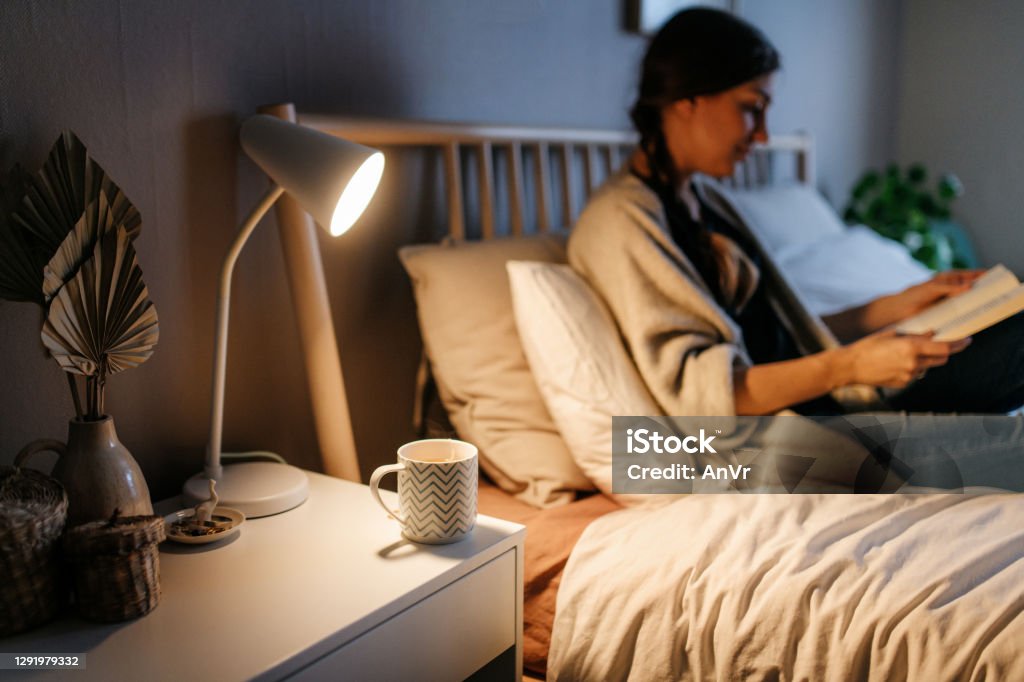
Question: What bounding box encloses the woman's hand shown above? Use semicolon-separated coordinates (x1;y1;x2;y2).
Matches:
887;270;987;321
735;329;972;414
738;271;984;413
823;269;986;341
831;329;972;389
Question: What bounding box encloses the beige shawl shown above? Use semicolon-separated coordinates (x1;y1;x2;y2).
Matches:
568;170;878;416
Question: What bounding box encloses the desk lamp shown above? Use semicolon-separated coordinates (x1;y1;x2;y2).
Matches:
184;115;384;517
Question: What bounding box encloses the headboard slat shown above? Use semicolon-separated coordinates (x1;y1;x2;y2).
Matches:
443;142;466;241
533;142;552;232
583;144;596;195
476;141;495;239
559;143;575;227
756;152;771;186
603;145;615;176
507;142;525;236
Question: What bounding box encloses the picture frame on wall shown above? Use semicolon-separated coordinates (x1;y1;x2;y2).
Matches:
626;0;739;35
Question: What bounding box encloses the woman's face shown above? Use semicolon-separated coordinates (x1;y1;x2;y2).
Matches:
662;73;774;179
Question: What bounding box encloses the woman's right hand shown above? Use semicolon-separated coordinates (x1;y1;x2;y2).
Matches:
832;329;972;389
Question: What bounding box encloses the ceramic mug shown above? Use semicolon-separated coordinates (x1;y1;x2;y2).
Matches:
369;439;478;544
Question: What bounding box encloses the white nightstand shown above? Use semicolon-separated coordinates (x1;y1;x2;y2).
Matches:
1;472;525;681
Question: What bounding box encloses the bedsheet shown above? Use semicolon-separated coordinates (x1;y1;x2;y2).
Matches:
548;492;1024;681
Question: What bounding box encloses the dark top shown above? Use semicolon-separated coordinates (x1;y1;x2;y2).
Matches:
637;172;801;365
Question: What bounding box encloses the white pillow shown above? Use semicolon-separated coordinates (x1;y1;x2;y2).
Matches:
719;184;932;315
507;260;661;504
774;226;932;315
721;184;845;253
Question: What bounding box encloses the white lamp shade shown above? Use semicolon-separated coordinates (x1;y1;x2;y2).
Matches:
240;115;384;236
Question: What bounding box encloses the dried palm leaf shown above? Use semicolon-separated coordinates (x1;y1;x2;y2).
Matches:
15;131;140;254
42;192;118;302
41;225;158;377
0;165;48;304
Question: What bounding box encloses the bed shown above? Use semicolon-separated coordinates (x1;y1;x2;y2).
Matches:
266;105;1024;680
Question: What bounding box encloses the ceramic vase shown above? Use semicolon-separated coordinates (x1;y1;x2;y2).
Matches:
16;416;153;527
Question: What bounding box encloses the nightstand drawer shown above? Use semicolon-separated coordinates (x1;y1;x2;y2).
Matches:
289;548;517;681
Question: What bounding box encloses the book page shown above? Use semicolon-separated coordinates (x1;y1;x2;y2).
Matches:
933;285;1024;341
895;264;1019;335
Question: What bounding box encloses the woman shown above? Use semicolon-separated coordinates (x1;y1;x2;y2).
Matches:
569;7;1024;418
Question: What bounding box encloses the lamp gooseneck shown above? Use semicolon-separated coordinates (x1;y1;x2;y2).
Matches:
187;113;383;518
205;183;286;481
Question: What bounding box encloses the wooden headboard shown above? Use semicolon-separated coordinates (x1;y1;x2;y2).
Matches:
259;102;815;481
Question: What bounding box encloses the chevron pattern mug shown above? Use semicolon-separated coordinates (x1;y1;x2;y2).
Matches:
369;439;478;544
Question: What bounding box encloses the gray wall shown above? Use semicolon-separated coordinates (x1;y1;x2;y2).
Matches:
897;0;1024;273
0;0;902;499
744;0;904;205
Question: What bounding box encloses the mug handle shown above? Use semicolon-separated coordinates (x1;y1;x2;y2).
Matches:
369;463;407;527
15;439;67;470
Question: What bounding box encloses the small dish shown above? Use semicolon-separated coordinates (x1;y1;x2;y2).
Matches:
164;506;245;545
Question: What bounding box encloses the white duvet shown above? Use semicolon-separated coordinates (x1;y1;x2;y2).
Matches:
548;493;1024;681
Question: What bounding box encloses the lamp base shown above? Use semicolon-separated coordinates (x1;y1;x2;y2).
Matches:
183;462;309;518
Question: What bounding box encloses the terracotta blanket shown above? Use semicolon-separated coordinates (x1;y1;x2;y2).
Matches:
478;482;621;676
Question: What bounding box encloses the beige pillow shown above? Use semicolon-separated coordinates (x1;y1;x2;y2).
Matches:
398;234;594;507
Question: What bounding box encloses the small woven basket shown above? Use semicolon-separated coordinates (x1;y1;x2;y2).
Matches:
64;511;166;623
0;465;69;637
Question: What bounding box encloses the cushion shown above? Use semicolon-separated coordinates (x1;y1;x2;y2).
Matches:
719;184;932;315
398;234;593;508
507;260;662;505
720;183;846;253
773;226;932;315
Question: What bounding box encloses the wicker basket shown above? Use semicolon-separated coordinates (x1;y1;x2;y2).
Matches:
64;511;166;623
0;465;69;637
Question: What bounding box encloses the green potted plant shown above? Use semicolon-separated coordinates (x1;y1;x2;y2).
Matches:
1;132;159;526
843;163;976;271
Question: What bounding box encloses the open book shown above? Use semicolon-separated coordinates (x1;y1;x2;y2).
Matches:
895;264;1024;341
